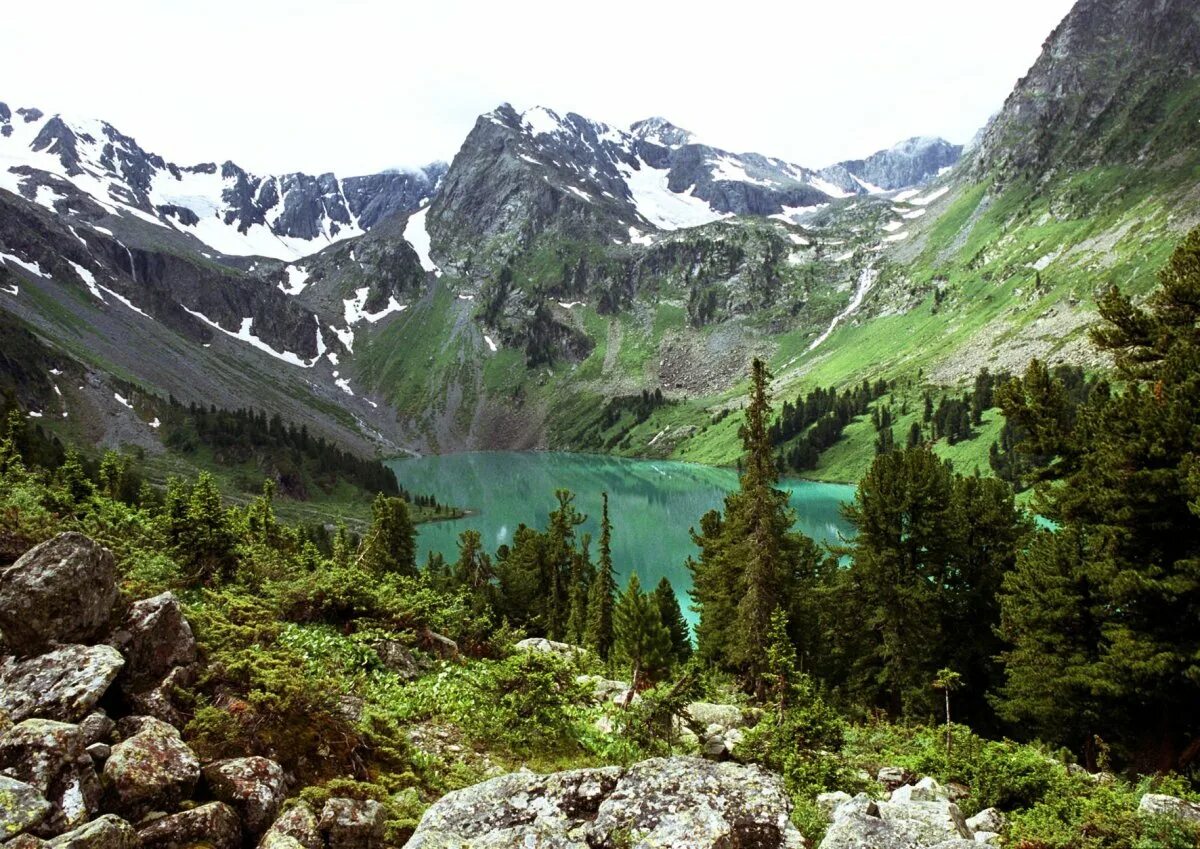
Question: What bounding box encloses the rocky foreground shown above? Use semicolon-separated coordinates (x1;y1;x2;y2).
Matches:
3;533;1200;848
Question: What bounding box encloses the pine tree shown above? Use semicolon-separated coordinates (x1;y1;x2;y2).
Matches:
653;577;691;665
163;472;236;585
584;493;618;658
613;573;672;695
997;228;1200;769
830;444;1025;722
565;534;593;645
690;359;823;696
360;494;417;578
544;489;586;640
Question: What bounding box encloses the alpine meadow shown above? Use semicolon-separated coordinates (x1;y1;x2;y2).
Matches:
2;0;1200;847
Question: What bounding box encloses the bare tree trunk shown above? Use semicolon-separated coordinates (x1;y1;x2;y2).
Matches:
945;689;952;759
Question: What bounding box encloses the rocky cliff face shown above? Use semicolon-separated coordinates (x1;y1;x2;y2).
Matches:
426;103;954;278
968;0;1200;183
0;100;445;261
821;137;963;193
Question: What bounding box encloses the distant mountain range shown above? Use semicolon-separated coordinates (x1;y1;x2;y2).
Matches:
1;0;1197;470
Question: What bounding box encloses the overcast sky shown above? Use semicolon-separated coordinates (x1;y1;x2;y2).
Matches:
3;0;1075;176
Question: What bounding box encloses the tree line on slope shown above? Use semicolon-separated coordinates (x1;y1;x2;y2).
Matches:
691;228;1200;774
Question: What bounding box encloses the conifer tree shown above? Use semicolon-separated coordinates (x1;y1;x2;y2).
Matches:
613;573;672;695
997;228;1200;769
653;577;691;664
690;359;823;696
565;534;593;645
584;492;618;658
360;494;417;578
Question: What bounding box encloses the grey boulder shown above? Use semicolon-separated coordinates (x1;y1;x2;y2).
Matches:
407;757;803;849
319;798;385;849
137;801;242;849
0;645;124;723
109;593;196;689
0;719;101;835
259;804;322;849
0;534;119;652
1139;793;1200;823
46;814;139;849
101;720;199;817
203;756;287;835
0;774;52;841
965;807;1005;834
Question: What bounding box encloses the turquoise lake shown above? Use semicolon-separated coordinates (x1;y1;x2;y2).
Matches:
387;452;856;624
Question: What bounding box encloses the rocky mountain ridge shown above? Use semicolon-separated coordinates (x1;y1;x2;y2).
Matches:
0;101;446;262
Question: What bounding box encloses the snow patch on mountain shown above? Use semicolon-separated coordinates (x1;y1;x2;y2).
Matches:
183;307;325;367
618;160;729;230
0;251;46;278
404;206;441;275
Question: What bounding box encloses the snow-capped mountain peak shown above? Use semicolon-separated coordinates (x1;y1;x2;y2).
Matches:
0;100;446;262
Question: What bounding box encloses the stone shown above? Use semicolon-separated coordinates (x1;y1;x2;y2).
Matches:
819;812;910;849
817;791;853;821
85;744;110;762
575;675;629;704
0;774;52;841
833;793;881;822
373;640;420;679
113;716;177;740
108;593;196;689
407;757;803;849
319;798;385;849
76;714;114;748
974;832;1001;844
877;799;972;846
513;637;583;659
124;666;196;728
1139;793;1200;823
683;702;746;730
0;646;124;724
202;756;286;835
102;721;199;818
0;719;101;836
260;804;321;849
137;801;242;849
7;835;49;849
965;807;1005;834
46;815;139;849
927;842;980;849
891;777;950;803
0;534;119;652
876;766;910;790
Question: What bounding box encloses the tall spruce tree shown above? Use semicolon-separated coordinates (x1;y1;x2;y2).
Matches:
360;494;417;578
545;489;586;640
690;359;823;696
584;493;618;658
997;228;1200;770
653;577;692;665
613;573;672;693
829;444;1025;721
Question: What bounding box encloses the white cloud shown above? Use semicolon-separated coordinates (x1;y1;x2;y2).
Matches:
0;0;1076;175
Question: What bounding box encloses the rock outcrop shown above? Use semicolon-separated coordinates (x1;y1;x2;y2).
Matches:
406;757;803;849
1139;793;1200;823
0;646;125;724
202;756;287;835
102;720;200;818
0;534;119;653
818;777;987;849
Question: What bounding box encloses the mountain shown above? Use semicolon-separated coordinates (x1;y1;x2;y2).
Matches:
4;0;1198;478
969;0;1200;184
820;137;963;194
0;102;445;261
428;103;962;275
